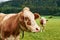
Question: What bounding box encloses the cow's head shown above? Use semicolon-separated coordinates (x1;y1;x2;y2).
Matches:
18;7;40;32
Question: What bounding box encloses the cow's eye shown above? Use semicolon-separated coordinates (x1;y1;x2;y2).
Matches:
27;20;31;25
24;17;31;25
25;17;29;21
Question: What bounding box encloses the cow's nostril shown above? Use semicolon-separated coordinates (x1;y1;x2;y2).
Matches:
36;28;38;30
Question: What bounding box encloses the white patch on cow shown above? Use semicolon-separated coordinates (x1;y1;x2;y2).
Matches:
3;14;16;21
6;35;20;40
6;35;15;40
0;13;6;16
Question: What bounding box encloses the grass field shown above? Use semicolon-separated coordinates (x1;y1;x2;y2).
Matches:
20;16;60;40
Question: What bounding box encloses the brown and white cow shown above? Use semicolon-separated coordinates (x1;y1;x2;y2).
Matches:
0;7;40;40
40;17;48;32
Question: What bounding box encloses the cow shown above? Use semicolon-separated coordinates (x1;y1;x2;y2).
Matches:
40;17;48;32
0;7;40;40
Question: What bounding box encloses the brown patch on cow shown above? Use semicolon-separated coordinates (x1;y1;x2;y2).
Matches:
34;13;40;19
19;12;24;22
1;14;20;38
0;14;7;32
18;12;28;31
24;17;29;21
40;19;43;25
27;20;31;25
24;17;31;25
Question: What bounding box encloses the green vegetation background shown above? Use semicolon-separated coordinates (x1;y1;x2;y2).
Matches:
0;0;60;16
20;16;60;40
0;0;60;40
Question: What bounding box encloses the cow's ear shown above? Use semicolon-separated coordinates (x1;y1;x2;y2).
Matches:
34;13;40;19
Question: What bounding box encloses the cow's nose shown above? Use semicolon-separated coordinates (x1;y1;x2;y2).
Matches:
36;28;40;32
36;28;38;30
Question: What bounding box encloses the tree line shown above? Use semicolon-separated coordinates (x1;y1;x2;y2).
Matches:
0;0;60;16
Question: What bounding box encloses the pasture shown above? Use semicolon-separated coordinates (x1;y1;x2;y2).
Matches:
20;16;60;40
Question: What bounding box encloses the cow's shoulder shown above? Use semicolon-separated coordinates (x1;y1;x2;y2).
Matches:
1;14;19;32
3;14;17;21
0;13;6;22
1;14;18;27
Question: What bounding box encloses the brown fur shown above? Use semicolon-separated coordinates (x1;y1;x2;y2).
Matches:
40;19;44;25
24;17;31;25
1;14;20;38
18;12;28;31
0;14;7;32
0;12;30;40
0;14;6;23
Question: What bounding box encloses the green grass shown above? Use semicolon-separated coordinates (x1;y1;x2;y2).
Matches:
20;16;60;40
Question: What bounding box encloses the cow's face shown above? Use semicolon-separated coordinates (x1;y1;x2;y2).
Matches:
41;17;48;25
19;7;40;32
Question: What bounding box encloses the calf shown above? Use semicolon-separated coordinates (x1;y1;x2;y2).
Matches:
0;7;40;40
40;17;48;32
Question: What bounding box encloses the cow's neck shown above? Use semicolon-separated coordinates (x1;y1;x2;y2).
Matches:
17;12;28;31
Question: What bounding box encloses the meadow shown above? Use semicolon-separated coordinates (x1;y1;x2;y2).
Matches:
20;16;60;40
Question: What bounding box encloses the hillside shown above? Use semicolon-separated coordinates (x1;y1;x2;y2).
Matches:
0;0;60;15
